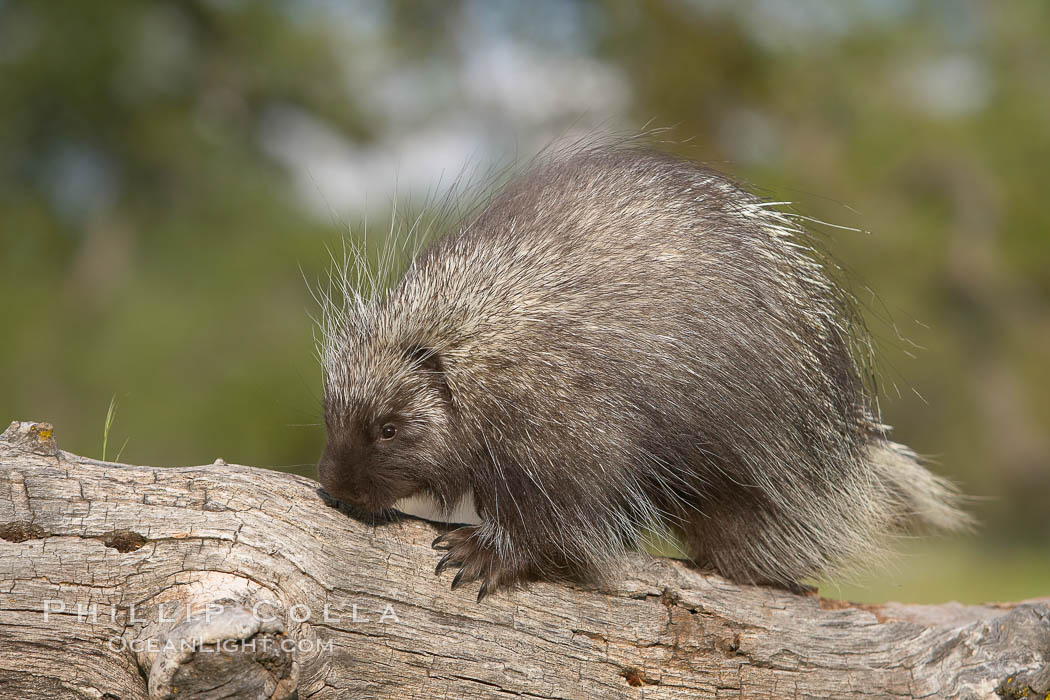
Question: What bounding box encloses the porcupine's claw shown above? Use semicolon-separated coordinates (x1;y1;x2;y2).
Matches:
450;565;487;594
431;534;451;550
435;551;460;576
431;525;523;601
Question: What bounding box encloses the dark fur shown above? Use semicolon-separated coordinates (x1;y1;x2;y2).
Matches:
317;146;968;600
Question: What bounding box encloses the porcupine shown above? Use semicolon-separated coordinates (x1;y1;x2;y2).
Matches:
316;145;969;601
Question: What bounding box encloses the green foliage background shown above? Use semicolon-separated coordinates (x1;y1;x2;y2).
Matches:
1;0;1047;603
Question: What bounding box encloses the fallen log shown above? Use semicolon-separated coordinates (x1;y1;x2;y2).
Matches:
0;420;1045;699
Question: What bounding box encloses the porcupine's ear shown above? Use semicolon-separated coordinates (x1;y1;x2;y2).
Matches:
403;345;452;405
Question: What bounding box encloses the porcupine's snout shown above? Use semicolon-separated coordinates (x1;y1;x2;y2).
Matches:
318;442;353;501
318;441;373;510
318;438;417;514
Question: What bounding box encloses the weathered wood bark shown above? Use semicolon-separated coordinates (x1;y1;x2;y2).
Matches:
0;420;1046;699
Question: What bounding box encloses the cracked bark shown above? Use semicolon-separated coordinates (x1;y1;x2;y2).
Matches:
0;420;1046;700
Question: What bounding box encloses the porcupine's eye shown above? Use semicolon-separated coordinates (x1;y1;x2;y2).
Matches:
379;423;397;441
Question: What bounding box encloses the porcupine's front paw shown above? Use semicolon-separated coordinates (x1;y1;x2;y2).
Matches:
431;526;530;602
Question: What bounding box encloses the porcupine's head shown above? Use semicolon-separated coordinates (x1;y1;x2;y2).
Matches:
313;241;463;516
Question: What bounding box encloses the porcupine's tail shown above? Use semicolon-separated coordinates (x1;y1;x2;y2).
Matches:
865;440;972;534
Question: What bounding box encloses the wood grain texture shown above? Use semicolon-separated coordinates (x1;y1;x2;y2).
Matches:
0;421;1046;699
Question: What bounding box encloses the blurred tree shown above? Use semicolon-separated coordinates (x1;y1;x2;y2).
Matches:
0;0;373;472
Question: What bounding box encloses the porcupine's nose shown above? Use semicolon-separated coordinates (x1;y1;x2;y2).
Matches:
317;443;364;506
